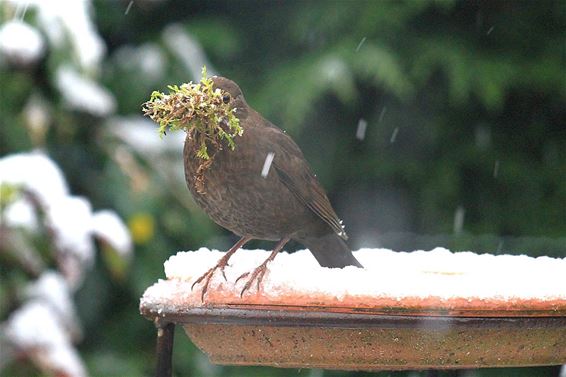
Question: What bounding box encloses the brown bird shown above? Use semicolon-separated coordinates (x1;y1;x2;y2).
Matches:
184;76;363;298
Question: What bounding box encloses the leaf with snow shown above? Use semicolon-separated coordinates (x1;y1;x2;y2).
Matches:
3;198;39;231
1;152;133;286
162;24;217;80
25;271;80;337
5;0;106;70
105;116;185;155
0;151;69;204
47;196;95;265
55;66;116;116
0;20;45;64
3;301;87;377
92;210;133;257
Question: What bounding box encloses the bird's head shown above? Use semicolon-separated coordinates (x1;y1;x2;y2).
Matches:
210;76;247;115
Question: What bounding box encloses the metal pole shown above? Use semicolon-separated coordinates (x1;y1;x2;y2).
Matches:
155;322;175;377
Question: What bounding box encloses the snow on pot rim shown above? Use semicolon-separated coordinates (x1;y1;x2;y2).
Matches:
141;247;566;317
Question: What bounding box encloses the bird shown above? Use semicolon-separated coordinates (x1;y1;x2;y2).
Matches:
184;76;363;298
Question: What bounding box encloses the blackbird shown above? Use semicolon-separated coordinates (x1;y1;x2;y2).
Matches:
184;76;363;298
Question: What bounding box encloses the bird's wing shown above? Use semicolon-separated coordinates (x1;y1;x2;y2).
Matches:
262;125;348;240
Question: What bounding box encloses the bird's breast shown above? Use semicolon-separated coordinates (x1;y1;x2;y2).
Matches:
182;130;311;240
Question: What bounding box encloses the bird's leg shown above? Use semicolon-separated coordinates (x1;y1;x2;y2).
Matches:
236;237;290;297
191;236;251;301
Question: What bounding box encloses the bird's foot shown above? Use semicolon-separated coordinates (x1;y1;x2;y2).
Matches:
191;260;230;301
235;262;270;297
190;236;251;301
235;237;290;297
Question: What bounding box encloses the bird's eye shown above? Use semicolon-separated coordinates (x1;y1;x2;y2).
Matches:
222;94;231;104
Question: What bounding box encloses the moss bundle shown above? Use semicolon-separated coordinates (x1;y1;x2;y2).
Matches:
142;67;242;160
142;68;243;193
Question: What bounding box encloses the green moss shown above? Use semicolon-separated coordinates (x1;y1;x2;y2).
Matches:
142;66;243;160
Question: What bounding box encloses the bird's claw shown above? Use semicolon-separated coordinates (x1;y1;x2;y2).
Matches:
237;266;268;297
189;236;250;301
191;268;215;302
234;272;249;285
191;263;227;301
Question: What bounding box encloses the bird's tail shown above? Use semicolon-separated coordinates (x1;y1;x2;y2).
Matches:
299;233;363;268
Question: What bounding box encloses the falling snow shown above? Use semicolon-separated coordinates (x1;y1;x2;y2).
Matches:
390;127;399;143
453;206;465;234
378;106;387;122
356;119;368;140
493;160;500;178
261;152;275;178
14;1;29;20
125;1;134;15
355;37;367;52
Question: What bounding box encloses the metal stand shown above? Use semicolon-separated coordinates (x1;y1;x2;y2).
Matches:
155;322;175;377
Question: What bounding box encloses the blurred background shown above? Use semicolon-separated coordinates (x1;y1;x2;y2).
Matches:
0;0;564;376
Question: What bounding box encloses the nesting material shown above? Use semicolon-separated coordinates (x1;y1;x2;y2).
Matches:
141;247;566;316
142;68;242;159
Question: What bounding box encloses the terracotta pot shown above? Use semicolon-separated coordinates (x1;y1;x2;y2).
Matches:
140;278;566;370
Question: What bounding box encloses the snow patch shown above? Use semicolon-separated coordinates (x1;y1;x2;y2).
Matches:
25;271;75;323
113;43;165;81
3;198;38;231
161;247;566;301
55;66;116;116
0;20;45;64
163;24;217;80
92;210;133;257
6;0;105;70
1;152;132;284
105;116;185;154
47;196;95;266
0;151;69;204
5;301;87;377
